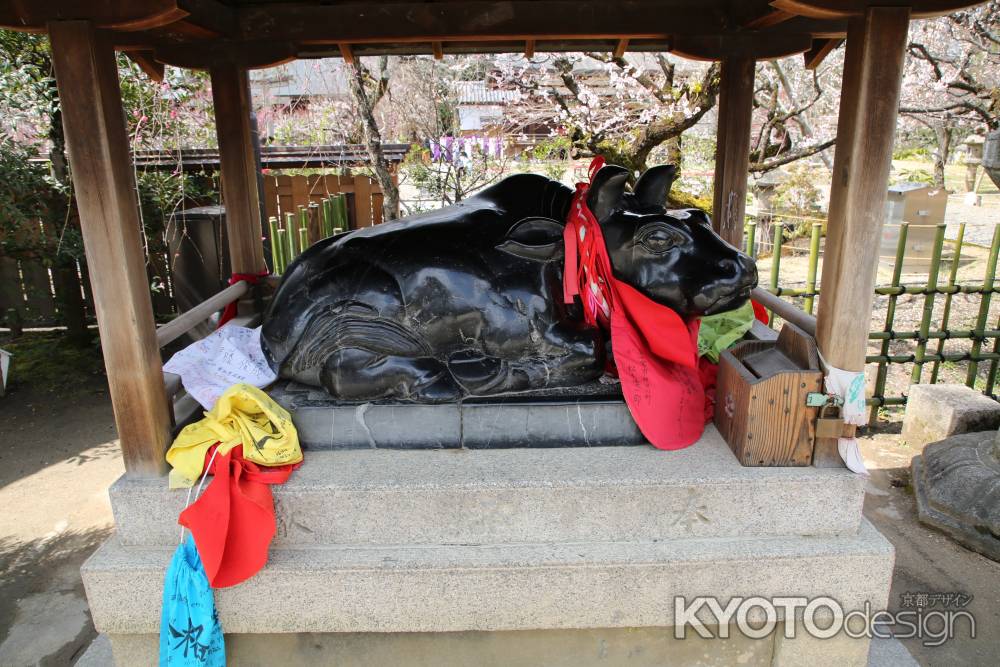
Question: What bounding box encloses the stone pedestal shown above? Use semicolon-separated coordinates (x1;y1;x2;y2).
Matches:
912;430;1000;561
84;396;894;665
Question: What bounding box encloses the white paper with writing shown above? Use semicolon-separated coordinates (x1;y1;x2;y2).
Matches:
163;325;277;409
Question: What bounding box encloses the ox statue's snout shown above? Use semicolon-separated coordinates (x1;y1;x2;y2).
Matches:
693;251;758;316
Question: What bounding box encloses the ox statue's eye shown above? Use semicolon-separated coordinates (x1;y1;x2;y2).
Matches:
636;224;681;254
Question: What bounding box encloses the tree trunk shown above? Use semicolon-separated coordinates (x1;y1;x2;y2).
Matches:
932;123;952;190
52;264;89;344
347;59;401;220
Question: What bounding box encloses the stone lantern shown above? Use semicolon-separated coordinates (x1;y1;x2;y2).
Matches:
963;133;985;192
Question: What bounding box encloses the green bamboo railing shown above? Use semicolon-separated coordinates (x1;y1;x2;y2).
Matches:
746;215;1000;409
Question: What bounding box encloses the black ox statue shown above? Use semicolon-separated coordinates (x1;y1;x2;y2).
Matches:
261;164;757;402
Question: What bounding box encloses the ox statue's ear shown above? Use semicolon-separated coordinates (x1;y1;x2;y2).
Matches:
633;165;678;208
587;165;630;222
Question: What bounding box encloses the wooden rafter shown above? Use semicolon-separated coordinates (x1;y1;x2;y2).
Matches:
744;9;794;29
432;41;444;60
803;37;843;69
339;43;355;65
524;39;535;59
126;50;165;82
613;38;630;58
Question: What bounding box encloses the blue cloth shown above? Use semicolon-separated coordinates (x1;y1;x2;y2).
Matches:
160;536;225;666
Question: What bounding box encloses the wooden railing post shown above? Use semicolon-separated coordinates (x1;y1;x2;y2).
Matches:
210;64;267;274
813;7;911;465
712;55;756;248
49;21;171;477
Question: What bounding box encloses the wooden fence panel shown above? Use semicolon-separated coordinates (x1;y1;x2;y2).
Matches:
19;261;57;323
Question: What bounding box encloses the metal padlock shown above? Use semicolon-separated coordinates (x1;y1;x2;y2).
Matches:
815;405;844;439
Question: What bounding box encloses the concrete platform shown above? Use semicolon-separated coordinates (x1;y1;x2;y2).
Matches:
85;631;917;667
82;519;893;636
109;427;865;547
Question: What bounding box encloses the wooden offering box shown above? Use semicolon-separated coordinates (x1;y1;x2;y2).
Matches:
714;323;824;466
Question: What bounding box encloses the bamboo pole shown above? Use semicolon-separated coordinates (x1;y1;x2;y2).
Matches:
285;212;298;257
767;283;1000;298
768;223;783;326
910;224;946;384
869;329;1000;341
930;223;965;382
869;352;1000;364
275;227;288;275
803;222;822;314
322;198;333;238
298;214;309;255
869;222;908;421
268;216;281;275
745;221;757;259
965;224;1000;386
986;318;1000;396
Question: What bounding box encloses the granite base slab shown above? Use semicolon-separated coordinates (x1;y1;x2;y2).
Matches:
269;380;647;449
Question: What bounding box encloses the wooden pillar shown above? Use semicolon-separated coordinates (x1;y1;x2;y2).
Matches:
48;21;170;477
712;56;756;247
210;64;267;274
813;7;911;465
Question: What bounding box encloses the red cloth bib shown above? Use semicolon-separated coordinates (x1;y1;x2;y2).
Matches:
179;446;298;588
562;159;705;450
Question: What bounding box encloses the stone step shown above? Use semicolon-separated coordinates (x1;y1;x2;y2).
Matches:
269;380;646;449
110;427;865;547
82;519;894;636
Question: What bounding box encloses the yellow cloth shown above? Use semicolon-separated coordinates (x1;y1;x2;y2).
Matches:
166;384;301;489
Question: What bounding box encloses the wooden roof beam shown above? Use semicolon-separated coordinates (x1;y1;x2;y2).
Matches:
672;32;814;61
238;2;709;44
175;0;237;37
0;0;188;32
613;38;629;58
771;0;986;20
524;39;535;59
803;37;843;69
432;41;444;60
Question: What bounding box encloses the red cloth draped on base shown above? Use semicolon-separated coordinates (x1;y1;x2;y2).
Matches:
179;446;299;588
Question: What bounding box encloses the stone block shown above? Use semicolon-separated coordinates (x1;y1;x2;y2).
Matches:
108;627;775;667
110;427;866;548
269;379;645;449
901;384;1000;448
82;520;894;636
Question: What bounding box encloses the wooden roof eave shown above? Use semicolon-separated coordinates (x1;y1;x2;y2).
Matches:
111;13;849;69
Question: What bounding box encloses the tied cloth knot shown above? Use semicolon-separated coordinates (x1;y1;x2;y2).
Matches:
218;270;269;329
562;157;706;450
